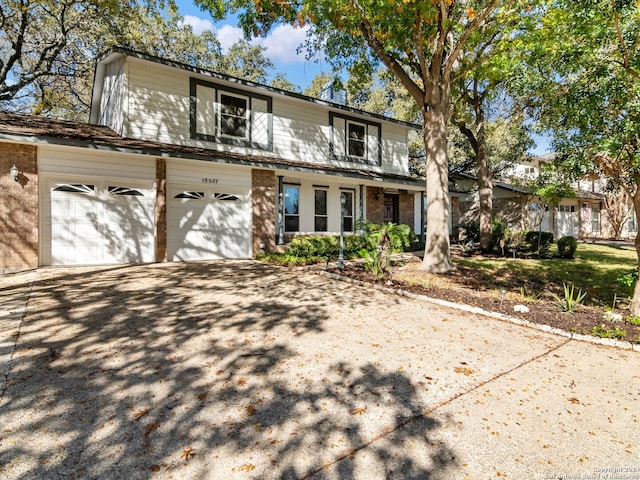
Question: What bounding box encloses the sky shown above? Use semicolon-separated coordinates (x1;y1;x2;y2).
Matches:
175;1;551;155
175;1;327;92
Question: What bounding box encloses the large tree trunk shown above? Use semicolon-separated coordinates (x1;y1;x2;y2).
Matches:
630;188;640;316
476;113;493;252
420;102;454;273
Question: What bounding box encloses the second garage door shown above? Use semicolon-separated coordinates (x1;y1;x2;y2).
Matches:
167;186;251;261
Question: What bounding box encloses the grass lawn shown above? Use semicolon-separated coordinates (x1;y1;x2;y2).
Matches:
452;242;637;308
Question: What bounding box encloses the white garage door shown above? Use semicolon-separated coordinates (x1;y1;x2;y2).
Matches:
167;187;251;261
45;180;155;265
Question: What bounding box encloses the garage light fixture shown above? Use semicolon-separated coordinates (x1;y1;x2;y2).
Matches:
9;164;18;182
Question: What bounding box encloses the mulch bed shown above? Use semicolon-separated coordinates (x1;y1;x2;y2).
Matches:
329;255;640;345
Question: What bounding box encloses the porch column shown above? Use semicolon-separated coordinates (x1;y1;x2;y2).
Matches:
421;191;426;243
277;175;285;245
359;184;364;232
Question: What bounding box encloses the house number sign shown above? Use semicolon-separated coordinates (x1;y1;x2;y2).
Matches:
201;178;220;184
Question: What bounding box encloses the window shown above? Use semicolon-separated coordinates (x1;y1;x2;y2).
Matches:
284;186;300;232
591;203;601;233
214;193;241;202
341;191;354;232
53;184;94;194
314;189;328;232
219;93;248;139
330;113;381;166
175;192;205;199
190;78;272;149
629;210;637;232
108;186;143;196
347;122;366;158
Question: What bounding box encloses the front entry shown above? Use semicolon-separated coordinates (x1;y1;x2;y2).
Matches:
383;194;399;224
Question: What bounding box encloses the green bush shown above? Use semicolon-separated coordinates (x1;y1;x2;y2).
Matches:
557;235;578;259
490;217;507;252
460;221;480;242
286;235;368;260
502;229;554;257
616;269;638;289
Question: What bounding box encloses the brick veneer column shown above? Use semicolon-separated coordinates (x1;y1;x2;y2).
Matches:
155;158;167;262
366;186;384;224
252;169;276;255
399;190;415;231
0;143;39;272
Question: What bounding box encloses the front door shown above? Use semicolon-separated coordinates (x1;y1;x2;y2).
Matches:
383;194;399;224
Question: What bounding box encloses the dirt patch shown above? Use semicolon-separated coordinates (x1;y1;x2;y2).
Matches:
329;254;640;344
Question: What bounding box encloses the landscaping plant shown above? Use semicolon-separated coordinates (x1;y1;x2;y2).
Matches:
557;235;578;259
550;283;587;313
358;220;412;277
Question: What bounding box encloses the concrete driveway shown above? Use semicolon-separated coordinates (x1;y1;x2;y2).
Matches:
0;261;638;479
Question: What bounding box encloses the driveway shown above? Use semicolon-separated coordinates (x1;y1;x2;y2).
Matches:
0;261;638;479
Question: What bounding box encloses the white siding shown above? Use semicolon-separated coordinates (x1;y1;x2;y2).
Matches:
38;146;156;180
98;58;127;135
166;159;251;189
119;56;412;176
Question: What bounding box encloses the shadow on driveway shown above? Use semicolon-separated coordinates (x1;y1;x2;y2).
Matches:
0;261;456;479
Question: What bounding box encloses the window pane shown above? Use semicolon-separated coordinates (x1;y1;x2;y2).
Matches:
341;192;353;216
315;190;327;215
220;94;247;137
343;217;353;232
285;216;299;232
315;217;327;232
284;187;299;215
348;123;366;157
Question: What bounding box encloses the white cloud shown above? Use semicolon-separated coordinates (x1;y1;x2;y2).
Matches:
257;24;310;64
182;15;214;35
215;24;245;52
180;15;315;65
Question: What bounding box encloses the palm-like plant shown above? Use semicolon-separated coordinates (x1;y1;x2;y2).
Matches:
357;220;412;277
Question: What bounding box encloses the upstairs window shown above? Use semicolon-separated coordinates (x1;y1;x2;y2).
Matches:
219;93;248;139
347;122;366;158
330;113;381;166
191;78;272;150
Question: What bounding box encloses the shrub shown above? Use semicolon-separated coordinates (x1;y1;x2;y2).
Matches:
460;221;480;243
490;217;507;252
286;235;368;260
550;283;587;313
503;229;554;257
557;235;578;259
616;269;638;290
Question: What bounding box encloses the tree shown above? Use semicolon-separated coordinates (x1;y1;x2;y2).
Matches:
271;72;301;92
603;186;632;240
519;0;640;313
196;0;539;273
214;39;275;83
0;1;225;120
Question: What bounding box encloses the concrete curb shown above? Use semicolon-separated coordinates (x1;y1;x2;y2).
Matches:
318;269;640;353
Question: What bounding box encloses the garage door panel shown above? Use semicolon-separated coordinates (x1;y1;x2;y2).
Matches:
167;187;251;261
46;180;155;265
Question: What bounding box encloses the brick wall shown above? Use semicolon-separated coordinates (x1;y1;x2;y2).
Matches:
366;187;384;224
252;169;276;255
155;158;167;262
398;190;415;231
0;143;39;272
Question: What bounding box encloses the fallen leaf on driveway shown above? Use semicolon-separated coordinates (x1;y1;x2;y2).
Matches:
352;407;366;415
239;463;255;472
133;409;150;420
454;367;474;376
180;446;195;461
568;397;580;404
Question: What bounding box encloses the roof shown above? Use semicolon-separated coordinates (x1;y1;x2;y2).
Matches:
90;47;422;130
0;112;425;188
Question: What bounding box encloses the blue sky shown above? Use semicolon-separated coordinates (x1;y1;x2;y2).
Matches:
175;1;551;155
176;1;327;91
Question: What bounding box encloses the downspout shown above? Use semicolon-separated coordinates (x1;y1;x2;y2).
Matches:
420;191;426;243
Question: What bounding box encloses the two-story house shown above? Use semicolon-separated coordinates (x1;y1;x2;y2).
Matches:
0;47;426;271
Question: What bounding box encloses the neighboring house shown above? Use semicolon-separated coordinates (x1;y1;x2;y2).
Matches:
454;164;606;241
0;47;429;272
